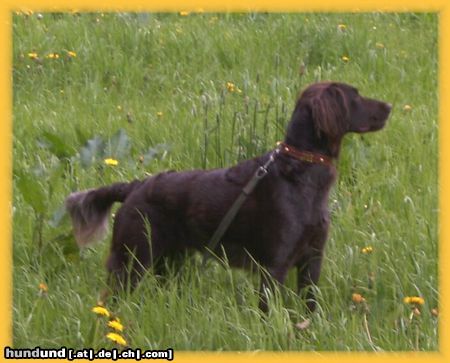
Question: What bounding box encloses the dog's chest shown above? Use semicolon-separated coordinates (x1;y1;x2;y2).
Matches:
284;166;334;222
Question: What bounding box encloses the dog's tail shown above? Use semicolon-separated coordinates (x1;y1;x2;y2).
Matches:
65;180;143;247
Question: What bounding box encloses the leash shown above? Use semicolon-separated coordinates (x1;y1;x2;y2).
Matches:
202;145;281;263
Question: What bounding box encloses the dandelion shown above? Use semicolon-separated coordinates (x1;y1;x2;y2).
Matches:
226;82;236;92
106;332;127;346
226;82;242;93
92;306;110;317
352;293;366;304
104;158;119;166
375;42;385;49
156;111;163;117
38;282;48;293
403;296;425;305
108;319;124;332
179;11;189;16
46;53;60;59
403;104;412;111
361;246;373;254
67;51;77;58
341;55;350;62
338;24;347;31
27;52;38;60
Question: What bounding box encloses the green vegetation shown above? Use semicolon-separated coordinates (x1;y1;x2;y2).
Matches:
12;12;438;350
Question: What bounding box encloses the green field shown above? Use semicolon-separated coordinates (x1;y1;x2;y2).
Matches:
12;12;438;351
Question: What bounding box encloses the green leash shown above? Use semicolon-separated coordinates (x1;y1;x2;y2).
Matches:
203;146;280;264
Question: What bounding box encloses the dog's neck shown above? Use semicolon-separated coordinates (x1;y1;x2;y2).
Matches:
277;142;333;166
284;105;343;159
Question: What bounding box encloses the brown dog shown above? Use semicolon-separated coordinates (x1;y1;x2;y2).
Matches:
66;82;391;312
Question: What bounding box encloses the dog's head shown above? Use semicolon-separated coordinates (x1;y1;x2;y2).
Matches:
291;82;391;156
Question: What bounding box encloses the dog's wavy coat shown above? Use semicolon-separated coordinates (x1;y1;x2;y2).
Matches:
66;82;391;312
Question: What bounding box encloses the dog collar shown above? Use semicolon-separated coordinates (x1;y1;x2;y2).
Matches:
276;142;333;166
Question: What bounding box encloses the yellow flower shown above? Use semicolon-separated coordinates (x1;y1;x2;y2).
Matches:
375;42;385;49
92;306;110;317
341;55;350;62
226;82;236;92
361;246;373;254
28;52;38;59
67;50;77;58
226;82;241;93
104;158;119;166
352;293;366;304
179;11;190;16
338;24;347;31
403;104;412;111
156;111;163;117
106;332;127;346
108;319;124;332
38;282;48;293
46;53;60;59
403;296;425;305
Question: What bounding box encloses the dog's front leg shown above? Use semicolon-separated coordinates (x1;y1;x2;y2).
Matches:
258;266;288;313
296;248;324;314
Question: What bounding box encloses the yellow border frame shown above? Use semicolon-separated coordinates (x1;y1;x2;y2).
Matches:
2;1;447;362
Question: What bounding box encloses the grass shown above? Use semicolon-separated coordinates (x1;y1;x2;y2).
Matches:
12;12;438;351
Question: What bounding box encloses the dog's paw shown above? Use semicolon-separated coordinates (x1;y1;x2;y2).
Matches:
295;318;311;330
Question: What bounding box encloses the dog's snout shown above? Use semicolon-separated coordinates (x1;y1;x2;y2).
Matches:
379;102;392;117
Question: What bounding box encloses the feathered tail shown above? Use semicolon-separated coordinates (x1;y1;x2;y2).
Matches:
65;180;142;247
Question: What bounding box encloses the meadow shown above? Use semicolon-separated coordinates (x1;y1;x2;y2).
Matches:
12;12;438;351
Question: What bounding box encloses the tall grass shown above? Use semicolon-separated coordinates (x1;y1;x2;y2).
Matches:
12;12;438;350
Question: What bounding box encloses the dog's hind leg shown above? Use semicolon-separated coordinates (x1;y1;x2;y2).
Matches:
105;204;179;293
105;205;155;293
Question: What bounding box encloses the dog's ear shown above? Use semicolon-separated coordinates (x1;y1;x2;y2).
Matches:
310;84;349;139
